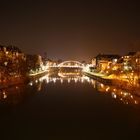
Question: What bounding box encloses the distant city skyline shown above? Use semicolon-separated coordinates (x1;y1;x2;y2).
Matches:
0;1;140;60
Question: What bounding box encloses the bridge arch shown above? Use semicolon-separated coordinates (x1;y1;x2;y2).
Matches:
58;60;83;68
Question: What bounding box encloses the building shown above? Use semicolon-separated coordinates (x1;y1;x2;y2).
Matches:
26;54;43;72
0;45;26;82
95;54;121;72
122;52;137;71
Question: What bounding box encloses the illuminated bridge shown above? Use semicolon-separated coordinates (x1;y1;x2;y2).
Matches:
48;60;84;68
29;61;90;76
58;61;84;68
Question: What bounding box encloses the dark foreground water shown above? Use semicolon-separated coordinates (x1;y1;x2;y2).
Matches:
0;74;140;140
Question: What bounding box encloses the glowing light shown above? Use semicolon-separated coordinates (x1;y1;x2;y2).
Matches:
124;92;128;96
114;59;118;63
105;87;110;92
107;66;110;69
112;92;117;99
3;94;7;99
60;79;63;83
68;78;70;83
53;78;56;83
100;83;104;88
113;88;116;92
46;78;49;83
29;82;33;86
131;95;133;98
74;78;78;83
135;100;138;104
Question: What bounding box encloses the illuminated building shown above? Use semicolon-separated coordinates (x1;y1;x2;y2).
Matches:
0;45;26;83
95;54;121;72
122;52;137;71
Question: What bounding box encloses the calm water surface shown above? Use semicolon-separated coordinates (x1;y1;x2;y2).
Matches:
0;73;140;140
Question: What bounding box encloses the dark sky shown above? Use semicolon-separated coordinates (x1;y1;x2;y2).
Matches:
0;0;140;61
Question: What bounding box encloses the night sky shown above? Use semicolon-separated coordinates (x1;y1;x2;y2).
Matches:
0;0;140;61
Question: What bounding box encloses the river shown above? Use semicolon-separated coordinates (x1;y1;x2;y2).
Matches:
0;72;140;140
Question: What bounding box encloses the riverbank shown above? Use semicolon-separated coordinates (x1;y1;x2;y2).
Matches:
28;70;48;80
83;71;112;84
0;76;29;90
83;71;140;97
0;70;49;90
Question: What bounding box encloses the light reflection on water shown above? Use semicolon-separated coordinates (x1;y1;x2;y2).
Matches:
0;73;140;106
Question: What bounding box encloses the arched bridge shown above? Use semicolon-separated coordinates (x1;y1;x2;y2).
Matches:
47;60;84;68
58;61;84;68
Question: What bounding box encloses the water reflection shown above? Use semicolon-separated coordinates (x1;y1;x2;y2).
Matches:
96;82;139;105
0;73;140;106
29;74;93;85
0;85;29;105
29;73;140;106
